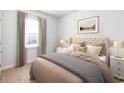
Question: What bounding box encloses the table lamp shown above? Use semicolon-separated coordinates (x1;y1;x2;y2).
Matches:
113;41;124;58
60;38;70;47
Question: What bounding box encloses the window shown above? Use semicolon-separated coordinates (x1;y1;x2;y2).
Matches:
25;15;39;48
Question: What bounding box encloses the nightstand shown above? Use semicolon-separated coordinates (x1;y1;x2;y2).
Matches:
110;56;124;80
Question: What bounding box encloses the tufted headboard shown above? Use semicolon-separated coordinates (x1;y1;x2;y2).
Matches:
69;37;110;65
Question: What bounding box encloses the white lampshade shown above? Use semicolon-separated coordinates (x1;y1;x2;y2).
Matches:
60;40;64;44
113;41;124;48
60;39;69;44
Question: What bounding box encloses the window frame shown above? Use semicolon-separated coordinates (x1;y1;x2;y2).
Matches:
25;15;39;48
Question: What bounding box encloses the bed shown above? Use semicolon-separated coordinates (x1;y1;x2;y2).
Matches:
30;37;113;83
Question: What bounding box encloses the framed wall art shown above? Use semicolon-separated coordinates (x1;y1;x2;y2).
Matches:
78;16;99;34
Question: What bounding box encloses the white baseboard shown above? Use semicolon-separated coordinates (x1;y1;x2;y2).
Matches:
1;64;16;71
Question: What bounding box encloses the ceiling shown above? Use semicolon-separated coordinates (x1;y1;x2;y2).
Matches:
41;10;78;18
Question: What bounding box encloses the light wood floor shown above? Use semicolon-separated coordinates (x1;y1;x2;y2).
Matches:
0;64;36;83
0;64;124;83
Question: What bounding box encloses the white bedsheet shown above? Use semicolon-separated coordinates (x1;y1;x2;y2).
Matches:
99;56;106;62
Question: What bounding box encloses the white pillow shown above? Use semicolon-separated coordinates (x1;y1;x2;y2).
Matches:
86;45;102;55
68;43;81;51
56;47;68;53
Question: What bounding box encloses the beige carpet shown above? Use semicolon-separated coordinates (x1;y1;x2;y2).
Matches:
0;64;36;83
0;64;124;83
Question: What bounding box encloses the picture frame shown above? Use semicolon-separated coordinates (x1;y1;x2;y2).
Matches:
78;16;99;34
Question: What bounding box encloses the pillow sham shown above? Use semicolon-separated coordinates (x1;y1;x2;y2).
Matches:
86;45;102;55
85;42;105;56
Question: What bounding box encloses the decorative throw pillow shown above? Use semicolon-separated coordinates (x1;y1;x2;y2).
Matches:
79;42;85;47
85;42;105;56
79;47;87;52
86;45;103;55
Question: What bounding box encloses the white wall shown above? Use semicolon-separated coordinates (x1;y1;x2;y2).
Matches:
57;10;124;41
1;10;57;70
57;10;124;57
1;11;17;70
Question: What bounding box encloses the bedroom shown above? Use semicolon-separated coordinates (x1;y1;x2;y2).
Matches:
0;10;124;83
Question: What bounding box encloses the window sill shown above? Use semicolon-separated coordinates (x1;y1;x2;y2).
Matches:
25;45;39;49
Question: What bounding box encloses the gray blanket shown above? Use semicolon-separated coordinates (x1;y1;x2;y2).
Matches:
40;53;105;83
